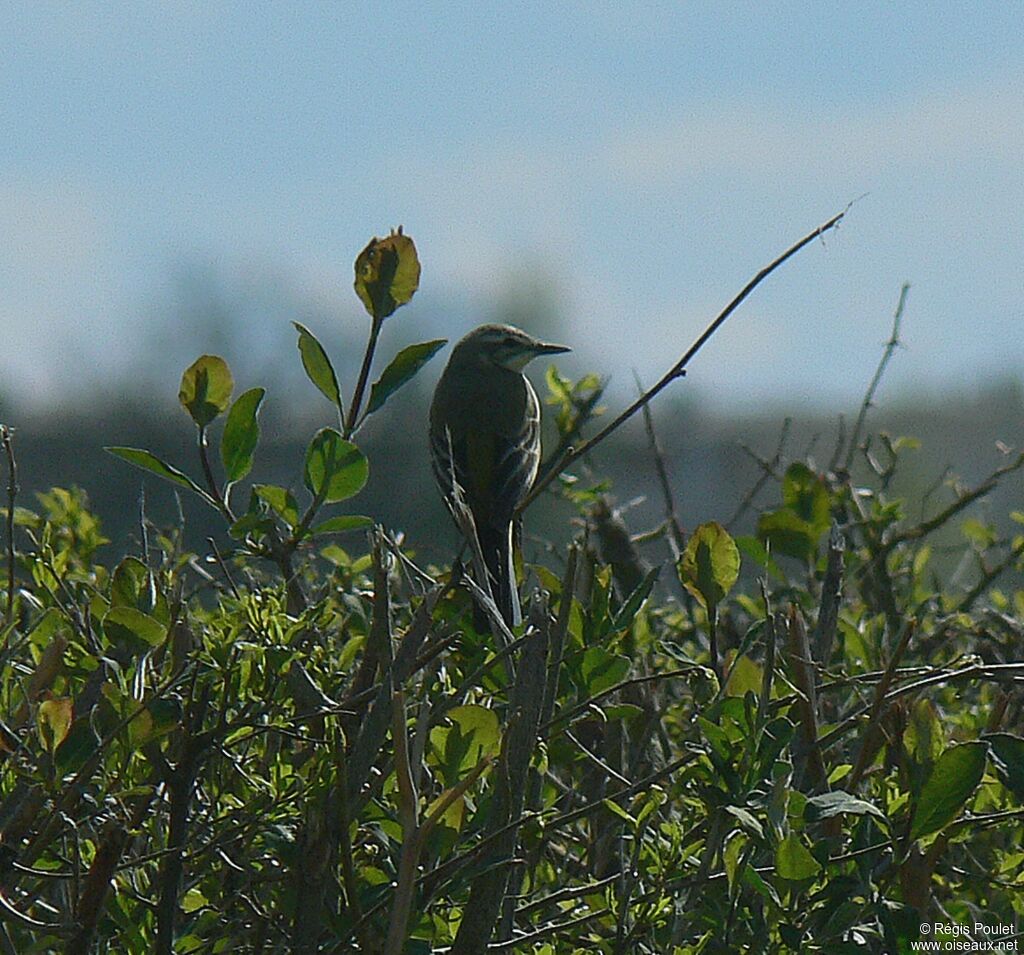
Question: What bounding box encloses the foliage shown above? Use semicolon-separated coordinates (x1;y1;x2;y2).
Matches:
2;233;1024;954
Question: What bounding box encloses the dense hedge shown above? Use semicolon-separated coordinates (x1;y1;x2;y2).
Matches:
1;230;1023;954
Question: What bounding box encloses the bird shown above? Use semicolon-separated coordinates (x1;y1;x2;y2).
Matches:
429;324;570;629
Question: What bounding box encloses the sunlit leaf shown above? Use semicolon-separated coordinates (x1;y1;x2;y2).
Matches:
775;833;821;880
366;339;446;415
677;521;740;611
303;430;369;503
353;227;420;320
105;448;205;496
221;387;265;482
310;515;373;536
105;606;167;647
178;355;233;427
724;805;764;839
37;697;73;753
447;705;501;768
253;484;300;528
294;323;343;412
804;790;886;823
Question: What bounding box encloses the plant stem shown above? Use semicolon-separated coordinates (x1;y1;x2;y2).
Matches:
197;426;234;523
843;282;910;472
345;317;383;437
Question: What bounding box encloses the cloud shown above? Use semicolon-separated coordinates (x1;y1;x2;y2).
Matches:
598;76;1024;187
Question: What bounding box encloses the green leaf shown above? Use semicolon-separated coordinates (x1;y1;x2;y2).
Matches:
677;521;740;612
804;790;886;823
294;323;343;411
610;566;660;631
178;355;233;427
181;889;207;914
303;430;369;504
602;798;637;828
447;705;501;768
580;646;631;696
757;463;831;562
984;733;1024;802
775;833;821;880
37;697;73;753
253;485;300;528
757;509;817;562
724;805;765;839
781;463;830;535
111;556;149;609
55;719;99;774
723;654;762;698
910;741;987;840
311;515;373;535
105;448;205;496
366;339;446;416
353;228;421;320
429;705;502;788
221;387;265;482
105;606;168;647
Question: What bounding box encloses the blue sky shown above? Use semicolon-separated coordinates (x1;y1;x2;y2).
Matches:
3;3;1023;412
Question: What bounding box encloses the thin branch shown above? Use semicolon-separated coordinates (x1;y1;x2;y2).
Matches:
843;283;910;472
880;451;1024;556
726;417;791;530
345;317;383;437
522;208;848;510
1;425;17;632
634;372;685;556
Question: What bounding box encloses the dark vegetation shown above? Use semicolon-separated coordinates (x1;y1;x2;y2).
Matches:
1;223;1023;953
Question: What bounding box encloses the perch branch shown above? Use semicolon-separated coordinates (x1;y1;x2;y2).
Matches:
522;208;848;510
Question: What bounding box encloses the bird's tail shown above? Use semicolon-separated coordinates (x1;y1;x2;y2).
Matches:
476;521;521;630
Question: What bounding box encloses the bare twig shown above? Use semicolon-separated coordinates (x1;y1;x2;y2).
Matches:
634;372;685;557
522;209;848;510
957;535;1024;613
727;418;791;529
846;619;916;790
842;283;910;472
811;523;845;665
881;452;1024;557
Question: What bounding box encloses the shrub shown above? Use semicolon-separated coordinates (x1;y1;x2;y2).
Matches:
1;226;1023;954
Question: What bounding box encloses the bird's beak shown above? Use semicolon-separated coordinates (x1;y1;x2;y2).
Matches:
533;341;571;355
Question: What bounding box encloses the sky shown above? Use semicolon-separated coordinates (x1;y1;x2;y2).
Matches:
2;3;1023;414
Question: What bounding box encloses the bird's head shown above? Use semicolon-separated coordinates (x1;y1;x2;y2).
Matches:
452;324;570;371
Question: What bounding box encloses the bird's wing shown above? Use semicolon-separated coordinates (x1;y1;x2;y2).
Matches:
430;376;540;524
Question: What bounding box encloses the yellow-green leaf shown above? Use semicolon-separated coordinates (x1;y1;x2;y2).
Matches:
179;355;234;427
353;228;420;320
105;606;168;647
38;697;73;753
677;521;740;611
775;833;821;880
